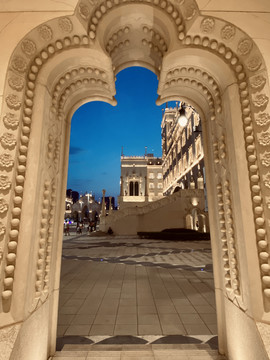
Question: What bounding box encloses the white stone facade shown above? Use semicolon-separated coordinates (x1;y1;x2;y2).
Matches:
0;1;270;359
162;104;205;194
118;154;163;208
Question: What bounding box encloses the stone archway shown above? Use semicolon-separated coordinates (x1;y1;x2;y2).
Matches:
1;1;270;359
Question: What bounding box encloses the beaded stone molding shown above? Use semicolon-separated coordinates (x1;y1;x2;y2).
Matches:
177;15;270;305
84;0;198;42
0;3;270;313
0;16;100;308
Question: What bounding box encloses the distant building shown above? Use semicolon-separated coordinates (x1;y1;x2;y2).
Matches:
64;196;73;220
71;193;101;222
66;189;79;204
161;103;205;197
118;153;163;208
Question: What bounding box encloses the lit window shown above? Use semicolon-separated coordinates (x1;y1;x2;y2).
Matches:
149;172;154;179
157;173;163;179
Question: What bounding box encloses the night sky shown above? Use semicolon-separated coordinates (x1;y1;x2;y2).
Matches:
67;67;167;203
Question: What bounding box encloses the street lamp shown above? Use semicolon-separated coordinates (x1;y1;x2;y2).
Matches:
178;103;188;127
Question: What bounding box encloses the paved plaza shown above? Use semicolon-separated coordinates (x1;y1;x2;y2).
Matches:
57;231;217;336
53;232;226;359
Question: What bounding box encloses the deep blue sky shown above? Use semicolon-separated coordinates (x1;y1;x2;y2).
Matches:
67;67;167;202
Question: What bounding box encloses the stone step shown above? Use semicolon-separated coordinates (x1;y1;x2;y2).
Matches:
51;344;227;359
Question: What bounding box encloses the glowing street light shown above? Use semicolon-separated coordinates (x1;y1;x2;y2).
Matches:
178;103;188;127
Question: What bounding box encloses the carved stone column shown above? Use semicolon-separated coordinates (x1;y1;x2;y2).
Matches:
144;175;148;198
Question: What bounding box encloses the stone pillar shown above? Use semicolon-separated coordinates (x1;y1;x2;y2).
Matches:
101;189;106;216
144;175;148;197
190;176;195;189
185;214;193;229
120;176;123;196
198;213;206;233
197;171;204;189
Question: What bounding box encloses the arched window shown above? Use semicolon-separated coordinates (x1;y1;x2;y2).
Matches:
135;181;139;196
129;181;134;196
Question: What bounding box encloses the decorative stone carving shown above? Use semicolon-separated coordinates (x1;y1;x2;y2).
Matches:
221;25;236;41
263;173;270;188
3;113;19;130
58;17;73;33
0;198;8;214
237;38;253;56
21;39;36;57
200;17;215;33
253;94;269;108
258;131;270;146
255;113;270;127
0;324;20;360
11;56;27;73
106;26;131;53
184;2;197;21
0;175;11;190
261;152;270;167
247;56;262;72
89;0;185;41
265;197;270;210
79;3;90;19
34;180;56;300
250;75;266;90
0;222;5;235
5;94;21;110
8;76;25;91
0;153;14;169
38;25;53;41
0;133;16;149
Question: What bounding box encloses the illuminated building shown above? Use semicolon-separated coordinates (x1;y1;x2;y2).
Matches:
118;152;163;208
161;104;205;196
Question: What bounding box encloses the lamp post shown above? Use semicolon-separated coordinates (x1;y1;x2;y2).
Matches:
177;103;188;127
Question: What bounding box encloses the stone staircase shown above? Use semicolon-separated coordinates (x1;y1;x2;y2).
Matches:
51;343;226;359
101;189;206;235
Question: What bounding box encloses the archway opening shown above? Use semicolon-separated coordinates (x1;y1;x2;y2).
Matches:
56;66;215;349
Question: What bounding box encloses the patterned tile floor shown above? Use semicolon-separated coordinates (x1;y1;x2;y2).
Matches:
54;233;225;359
52;346;226;360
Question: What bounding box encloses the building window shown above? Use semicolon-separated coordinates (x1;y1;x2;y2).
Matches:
182;132;186;147
195;135;202;158
188;146;193;166
149;172;154;179
183;153;187;170
149;182;154;189
135;181;139;196
187;122;192;139
157;173;162;179
129;182;134;196
158;183;163;189
129;181;139;196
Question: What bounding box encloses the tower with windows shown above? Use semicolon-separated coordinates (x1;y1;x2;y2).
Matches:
118;153;163;209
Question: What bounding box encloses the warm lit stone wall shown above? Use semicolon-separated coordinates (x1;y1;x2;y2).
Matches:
0;1;270;359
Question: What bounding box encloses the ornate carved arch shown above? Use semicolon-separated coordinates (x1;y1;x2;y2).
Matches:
1;2;270;358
